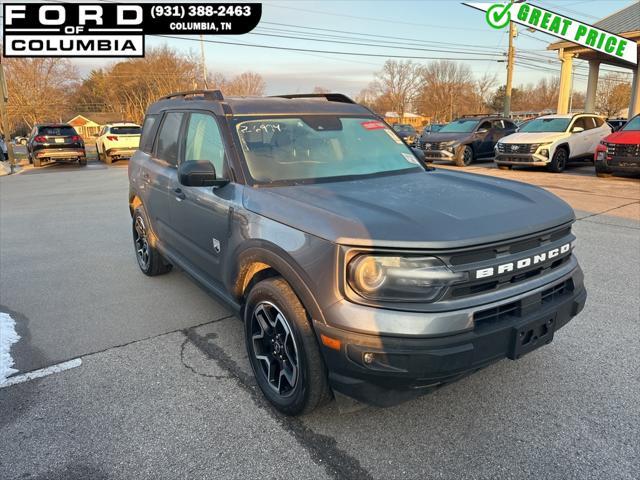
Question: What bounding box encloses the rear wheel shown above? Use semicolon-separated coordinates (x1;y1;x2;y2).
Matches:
548;148;568;173
245;277;330;415
454;145;474;167
104;153;113;165
33;156;41;168
132;208;172;276
498;165;512;170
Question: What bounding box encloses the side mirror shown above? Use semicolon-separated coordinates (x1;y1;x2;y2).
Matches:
411;147;426;163
476;128;489;134
572;126;584;133
178;160;229;188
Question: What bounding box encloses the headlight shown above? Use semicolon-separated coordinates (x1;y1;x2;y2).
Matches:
347;255;468;302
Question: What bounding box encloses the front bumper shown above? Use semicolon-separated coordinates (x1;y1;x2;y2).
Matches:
597;155;640;173
35;148;85;159
423;149;455;161
495;153;548;166
316;265;586;407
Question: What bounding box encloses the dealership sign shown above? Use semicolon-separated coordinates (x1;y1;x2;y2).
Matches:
2;3;262;57
465;2;637;65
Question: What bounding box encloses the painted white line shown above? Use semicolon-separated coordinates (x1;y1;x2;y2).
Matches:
0;312;20;382
0;358;82;389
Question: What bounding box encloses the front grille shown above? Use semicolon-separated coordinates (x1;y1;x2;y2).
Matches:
497;143;538;154
424;142;448;151
474;279;574;327
606;143;640;158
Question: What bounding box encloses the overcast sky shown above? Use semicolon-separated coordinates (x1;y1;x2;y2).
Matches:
10;0;639;96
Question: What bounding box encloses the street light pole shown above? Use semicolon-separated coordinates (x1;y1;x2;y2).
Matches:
503;2;517;118
0;64;16;174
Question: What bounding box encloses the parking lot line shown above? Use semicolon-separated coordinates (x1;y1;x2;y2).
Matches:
0;358;82;389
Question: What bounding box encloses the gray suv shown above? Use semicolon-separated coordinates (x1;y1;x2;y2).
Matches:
129;91;586;415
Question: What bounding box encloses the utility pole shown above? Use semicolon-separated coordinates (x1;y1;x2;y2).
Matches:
0;64;16;174
199;35;208;89
503;0;517;118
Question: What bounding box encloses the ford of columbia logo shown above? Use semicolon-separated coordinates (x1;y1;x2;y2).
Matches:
475;243;572;279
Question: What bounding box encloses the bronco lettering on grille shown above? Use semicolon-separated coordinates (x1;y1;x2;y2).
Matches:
475;243;571;279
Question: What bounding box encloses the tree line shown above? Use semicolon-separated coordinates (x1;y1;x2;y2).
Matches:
1;51;632;135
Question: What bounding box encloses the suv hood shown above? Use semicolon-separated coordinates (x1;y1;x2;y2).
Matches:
604;130;640;145
243;170;574;249
419;132;470;143
500;132;567;144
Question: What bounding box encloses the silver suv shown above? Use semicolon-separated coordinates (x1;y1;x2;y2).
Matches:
129;91;587;415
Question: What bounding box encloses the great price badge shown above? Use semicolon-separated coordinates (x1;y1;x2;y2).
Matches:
465;1;637;65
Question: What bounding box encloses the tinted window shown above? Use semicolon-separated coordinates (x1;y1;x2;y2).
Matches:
478;121;491;131
571;118;588;131
622;116;640;131
140;115;159;153
110;126;141;135
185;113;226;175
439;120;479;133
38;126;77;136
521;118;571;133
491;120;504;130
504;121;517;130
156;112;184;165
593;117;604;127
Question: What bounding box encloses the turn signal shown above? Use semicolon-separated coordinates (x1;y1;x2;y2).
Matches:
320;334;341;351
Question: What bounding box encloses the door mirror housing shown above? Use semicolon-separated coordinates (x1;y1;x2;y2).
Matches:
572;126;585;133
178;160;229;188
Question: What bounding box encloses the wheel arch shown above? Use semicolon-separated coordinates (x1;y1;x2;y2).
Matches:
555;142;570;158
230;242;326;324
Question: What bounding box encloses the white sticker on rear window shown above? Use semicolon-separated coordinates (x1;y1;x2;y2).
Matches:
402;153;420;165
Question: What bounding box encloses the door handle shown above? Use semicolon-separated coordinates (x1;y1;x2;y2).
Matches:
174;187;186;201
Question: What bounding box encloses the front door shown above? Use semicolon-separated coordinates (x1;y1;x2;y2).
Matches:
169;111;233;283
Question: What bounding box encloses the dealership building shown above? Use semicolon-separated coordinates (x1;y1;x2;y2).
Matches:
549;2;640;118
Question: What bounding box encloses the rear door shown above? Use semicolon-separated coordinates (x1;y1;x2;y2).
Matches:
140;111;185;247
169;111;232;283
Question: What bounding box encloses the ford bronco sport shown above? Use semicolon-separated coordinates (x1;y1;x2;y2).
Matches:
129;91;586;415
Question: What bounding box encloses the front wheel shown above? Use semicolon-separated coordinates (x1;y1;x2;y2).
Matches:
132;208;172;276
454;145;474;167
595;161;612;178
245;278;330;415
548;148;568;173
498;164;512;170
79;156;87;166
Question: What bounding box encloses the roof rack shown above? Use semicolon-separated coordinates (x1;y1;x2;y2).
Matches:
459;113;503;118
159;90;224;101
273;93;356;104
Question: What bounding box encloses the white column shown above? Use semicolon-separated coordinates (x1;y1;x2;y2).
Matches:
584;60;600;113
629;64;640;118
557;51;574;115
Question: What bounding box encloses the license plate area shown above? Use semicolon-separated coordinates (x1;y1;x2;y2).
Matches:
508;314;556;360
54;138;65;143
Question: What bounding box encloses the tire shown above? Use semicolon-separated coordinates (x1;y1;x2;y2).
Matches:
104;153;113;165
548;148;568;173
498;165;512;170
79;157;87;166
132;208;172;276
454;145;474;167
245;277;330;415
33;156;41;168
595;162;612;178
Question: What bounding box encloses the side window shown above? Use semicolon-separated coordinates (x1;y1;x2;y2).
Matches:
571;118;587;132
184;113;226;175
593;117;604;127
585;117;597;130
491;120;504;130
479;121;491;131
155;112;184;166
139;114;160;154
504;121;517;130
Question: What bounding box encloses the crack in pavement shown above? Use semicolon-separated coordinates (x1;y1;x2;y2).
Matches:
183;327;374;480
575;200;640;222
179;337;232;380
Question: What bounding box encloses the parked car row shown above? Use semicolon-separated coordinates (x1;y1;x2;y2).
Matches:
416;113;640;176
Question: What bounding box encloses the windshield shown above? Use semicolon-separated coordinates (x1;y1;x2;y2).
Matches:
110;126;141;135
393;125;413;133
520;118;570;133
622;116;640;131
234;116;423;184
38;126;77;136
438;120;479;133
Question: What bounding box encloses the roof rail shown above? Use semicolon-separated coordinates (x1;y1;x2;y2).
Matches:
273;93;356;104
159;90;224;101
459;113;503;118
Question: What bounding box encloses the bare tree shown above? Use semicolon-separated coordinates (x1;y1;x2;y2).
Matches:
2;57;79;130
596;73;632;117
418;60;475;121
372;60;424;117
225;71;266;96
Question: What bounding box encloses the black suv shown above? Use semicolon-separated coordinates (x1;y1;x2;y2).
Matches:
392;124;419;145
27;124;86;167
420;116;517;166
129;91;586;415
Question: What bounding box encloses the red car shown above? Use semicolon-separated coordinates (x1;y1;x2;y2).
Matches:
594;115;640;177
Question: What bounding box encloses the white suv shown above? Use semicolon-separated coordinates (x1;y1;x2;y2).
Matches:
495;114;611;172
96;122;142;164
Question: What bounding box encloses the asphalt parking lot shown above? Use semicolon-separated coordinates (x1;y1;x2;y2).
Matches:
1;159;639;479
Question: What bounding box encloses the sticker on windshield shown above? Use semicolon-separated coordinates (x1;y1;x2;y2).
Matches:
402;153;420;165
361;121;386;130
384;129;403;144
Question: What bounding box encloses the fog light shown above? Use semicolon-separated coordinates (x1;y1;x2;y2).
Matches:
363;352;375;364
540;149;549;157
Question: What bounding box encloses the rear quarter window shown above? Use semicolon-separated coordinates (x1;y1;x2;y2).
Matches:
139;115;160;153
